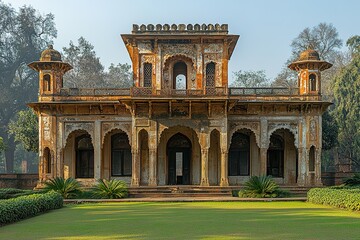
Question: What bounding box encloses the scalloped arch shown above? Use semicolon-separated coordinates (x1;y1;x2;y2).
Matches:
229;126;260;149
102;127;131;146
163;54;195;70
64;129;94;149
268;127;298;148
159;125;200;148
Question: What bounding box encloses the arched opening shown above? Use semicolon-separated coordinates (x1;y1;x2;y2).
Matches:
206;62;215;87
76;134;94;178
167;133;191;185
267;134;284;178
309;146;315;172
139;129;149;185
143;63;152;87
44;147;51;174
173;61;187;90
309;74;316;91
43;74;51;92
209;129;221;185
228;132;250;176
111;133;131;176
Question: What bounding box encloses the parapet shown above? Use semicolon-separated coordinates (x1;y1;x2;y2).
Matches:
132;24;228;34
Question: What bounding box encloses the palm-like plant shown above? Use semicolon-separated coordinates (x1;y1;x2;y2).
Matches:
239;175;282;198
44;177;81;199
92;179;128;199
344;173;360;186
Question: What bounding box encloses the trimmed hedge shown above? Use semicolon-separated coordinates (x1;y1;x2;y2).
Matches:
307;188;360;211
0;191;63;225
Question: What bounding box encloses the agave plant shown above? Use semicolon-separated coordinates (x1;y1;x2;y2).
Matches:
92;179;128;199
239;175;280;198
344;173;360;186
44;177;81;199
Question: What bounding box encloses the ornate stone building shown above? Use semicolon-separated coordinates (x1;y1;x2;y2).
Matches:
28;24;331;188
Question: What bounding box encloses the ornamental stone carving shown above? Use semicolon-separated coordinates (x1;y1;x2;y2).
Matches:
229;122;260;148
64;122;94;147
101;122;132;145
309;118;317;141
268;122;299;148
43;116;51;141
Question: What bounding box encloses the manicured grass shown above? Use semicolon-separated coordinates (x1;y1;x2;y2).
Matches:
0;202;359;239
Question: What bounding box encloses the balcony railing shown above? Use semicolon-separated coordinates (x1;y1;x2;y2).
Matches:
60;88;130;96
228;87;299;96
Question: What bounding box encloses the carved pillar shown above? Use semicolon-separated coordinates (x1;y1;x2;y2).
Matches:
297;147;306;186
200;147;209;186
148;148;157;186
315;147;322;186
260;148;268;175
93;121;101;179
131;149;140;186
220;148;229;186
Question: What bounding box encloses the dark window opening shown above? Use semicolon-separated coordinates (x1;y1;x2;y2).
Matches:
173;61;187;90
144;63;152;87
44;147;51;174
43;74;51;92
309;146;315;172
76;134;94;178
228;132;250;176
206;62;215;87
267;134;284;178
111;133;132;176
309;74;316;91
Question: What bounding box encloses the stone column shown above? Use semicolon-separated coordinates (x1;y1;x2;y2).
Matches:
260;148;268;175
297;147;306;186
315;147;322;186
220;148;229;186
200;147;209;186
131;149;140;186
93;121;101;179
148;148;157;186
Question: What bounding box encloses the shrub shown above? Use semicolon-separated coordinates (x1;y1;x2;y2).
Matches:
344;173;360;186
0;188;39;199
91;179;128;199
44;177;82;199
0;191;63;225
308;188;360;211
238;175;290;198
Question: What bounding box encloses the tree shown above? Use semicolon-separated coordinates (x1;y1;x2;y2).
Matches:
346;35;360;57
0;2;56;172
333;46;360;168
322;110;338;151
274;23;343;92
62;37;106;88
231;70;270;87
8;109;39;153
105;63;133;88
0;137;4;153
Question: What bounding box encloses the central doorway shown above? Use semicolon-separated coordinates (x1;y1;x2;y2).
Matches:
167;133;191;185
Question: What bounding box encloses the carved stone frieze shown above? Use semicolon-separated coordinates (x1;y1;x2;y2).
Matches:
43;116;51;141
138;42;153;54
309;118;317;141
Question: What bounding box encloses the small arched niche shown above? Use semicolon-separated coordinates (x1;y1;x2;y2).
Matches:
173;61;187;90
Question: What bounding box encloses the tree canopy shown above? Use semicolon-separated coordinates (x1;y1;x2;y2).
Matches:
231;70;270;88
0;2;56;172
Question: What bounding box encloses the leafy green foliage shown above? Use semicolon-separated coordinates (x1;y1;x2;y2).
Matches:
0;137;4;153
344;173;360;186
238;175;290;198
91;179;128;199
308;188;360;211
0;191;63;225
105;63;133;88
8;109;39;152
0;2;56;172
44;177;81;199
322;110;338;150
0;188;40;199
231;70;270;87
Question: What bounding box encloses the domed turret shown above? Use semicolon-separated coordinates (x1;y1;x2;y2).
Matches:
28;45;72;98
288;48;332;96
40;45;62;62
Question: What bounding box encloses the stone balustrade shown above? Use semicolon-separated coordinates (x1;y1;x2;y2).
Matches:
132;23;228;34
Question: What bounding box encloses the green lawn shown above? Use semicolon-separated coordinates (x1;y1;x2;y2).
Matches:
0;202;359;240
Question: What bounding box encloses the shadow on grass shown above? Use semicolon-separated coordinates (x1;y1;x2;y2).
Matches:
0;202;359;240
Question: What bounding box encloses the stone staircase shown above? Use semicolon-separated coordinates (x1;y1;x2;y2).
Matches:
128;185;312;198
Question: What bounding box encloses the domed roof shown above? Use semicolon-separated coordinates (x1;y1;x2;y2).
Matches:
298;48;320;61
40;45;62;61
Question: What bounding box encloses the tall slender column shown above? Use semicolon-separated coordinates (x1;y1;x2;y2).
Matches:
297;147;306;186
148;148;157;186
93;121;101;179
131;149;140;186
200;147;209;186
220;148;229;186
315;147;322;186
260;148;268;175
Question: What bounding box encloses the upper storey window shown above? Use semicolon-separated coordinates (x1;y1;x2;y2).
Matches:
309;74;316;91
206;62;215;87
43;74;51;92
173;61;187;90
143;63;152;87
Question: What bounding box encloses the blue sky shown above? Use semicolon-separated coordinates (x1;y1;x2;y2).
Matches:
5;0;360;80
